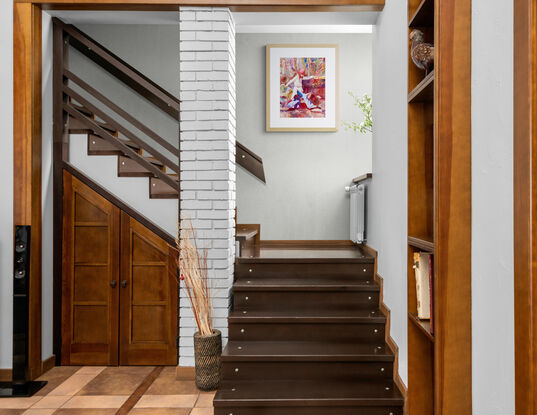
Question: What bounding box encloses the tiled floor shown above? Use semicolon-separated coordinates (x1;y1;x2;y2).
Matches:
0;366;215;415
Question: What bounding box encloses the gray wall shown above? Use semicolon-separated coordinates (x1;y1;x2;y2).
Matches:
71;24;180;154
472;0;515;413
236;33;372;240
367;0;408;383
0;1;13;369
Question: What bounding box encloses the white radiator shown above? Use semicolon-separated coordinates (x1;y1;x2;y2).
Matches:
347;184;366;243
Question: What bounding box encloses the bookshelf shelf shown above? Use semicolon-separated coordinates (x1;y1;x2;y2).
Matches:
408;235;435;252
409;0;434;28
408;71;434;103
408;312;434;342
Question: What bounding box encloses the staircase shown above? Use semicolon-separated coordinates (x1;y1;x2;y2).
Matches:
214;245;404;415
54;18;265;230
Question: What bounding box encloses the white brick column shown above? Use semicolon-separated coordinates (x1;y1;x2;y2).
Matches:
178;7;236;367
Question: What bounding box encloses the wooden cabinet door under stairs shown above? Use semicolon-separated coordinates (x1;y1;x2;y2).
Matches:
61;172;177;366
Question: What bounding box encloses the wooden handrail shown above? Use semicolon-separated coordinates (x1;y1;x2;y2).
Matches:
64;102;178;190
64;69;180;158
53;18;180;119
63;85;180;176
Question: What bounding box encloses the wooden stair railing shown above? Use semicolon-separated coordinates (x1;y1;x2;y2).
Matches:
55;17;265;201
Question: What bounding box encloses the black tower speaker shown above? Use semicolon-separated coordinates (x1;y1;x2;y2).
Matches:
0;226;47;397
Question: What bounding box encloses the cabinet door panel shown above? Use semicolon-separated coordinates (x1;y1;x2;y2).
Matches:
119;212;178;365
62;171;120;365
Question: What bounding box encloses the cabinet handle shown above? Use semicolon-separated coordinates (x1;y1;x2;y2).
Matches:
110;280;117;288
121;280;127;288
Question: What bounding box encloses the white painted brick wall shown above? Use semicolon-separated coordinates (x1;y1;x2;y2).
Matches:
179;6;236;367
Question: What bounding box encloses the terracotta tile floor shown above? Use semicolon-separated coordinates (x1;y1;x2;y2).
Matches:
0;366;215;415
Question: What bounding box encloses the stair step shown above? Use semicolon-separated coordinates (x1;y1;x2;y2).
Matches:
87;134;140;156
213;379;404;410
229;308;385;323
70;100;94;118
229;310;385;342
235;262;374;280
236;225;259;242
233;277;379;291
149;175;179;199
68;114;118;136
118;155;164;177
233;289;379;311
223;341;393;362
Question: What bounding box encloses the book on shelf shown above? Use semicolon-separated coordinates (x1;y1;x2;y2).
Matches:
413;252;433;322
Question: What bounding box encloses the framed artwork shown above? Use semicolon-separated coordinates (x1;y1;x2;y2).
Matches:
266;44;339;132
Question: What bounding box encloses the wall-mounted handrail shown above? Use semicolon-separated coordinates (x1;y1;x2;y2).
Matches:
53;18;180;119
64;69;180;158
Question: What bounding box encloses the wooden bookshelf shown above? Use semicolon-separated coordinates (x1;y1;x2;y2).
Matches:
407;1;435;414
407;0;472;413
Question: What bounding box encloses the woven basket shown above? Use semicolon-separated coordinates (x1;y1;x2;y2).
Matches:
193;330;222;391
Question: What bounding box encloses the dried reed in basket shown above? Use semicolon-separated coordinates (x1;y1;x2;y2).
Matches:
176;220;214;337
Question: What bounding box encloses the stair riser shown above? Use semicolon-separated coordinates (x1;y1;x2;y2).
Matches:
235;263;374;280
228;323;385;342
214;407;403;415
233;291;379;311
87;134;139;155
221;361;394;381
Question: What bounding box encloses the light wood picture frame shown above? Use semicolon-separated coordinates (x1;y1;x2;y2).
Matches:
266;44;339;132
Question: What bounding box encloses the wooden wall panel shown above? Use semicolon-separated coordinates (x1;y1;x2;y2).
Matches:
435;0;472;413
514;0;537;414
13;2;42;380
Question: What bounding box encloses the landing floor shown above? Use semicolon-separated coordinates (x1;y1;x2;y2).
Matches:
239;243;373;262
0;366;213;415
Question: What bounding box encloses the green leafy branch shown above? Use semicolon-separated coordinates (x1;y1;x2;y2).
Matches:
342;92;372;134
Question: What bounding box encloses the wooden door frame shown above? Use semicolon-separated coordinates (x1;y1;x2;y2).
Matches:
514;0;537;414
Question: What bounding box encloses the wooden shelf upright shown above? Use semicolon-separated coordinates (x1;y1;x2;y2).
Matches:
407;0;435;414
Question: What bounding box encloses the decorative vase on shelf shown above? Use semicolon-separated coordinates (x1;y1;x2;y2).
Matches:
410;29;434;75
193;329;222;391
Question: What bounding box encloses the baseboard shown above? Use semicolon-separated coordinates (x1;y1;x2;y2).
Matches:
365;244;408;415
42;355;56;375
259;240;355;247
0;355;56;382
176;366;195;380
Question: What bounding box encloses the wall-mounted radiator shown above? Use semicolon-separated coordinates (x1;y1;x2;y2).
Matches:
346;184;366;243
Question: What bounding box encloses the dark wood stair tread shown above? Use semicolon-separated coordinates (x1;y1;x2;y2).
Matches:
234;277;379;291
223;341;393;362
236;226;259;242
214;379;404;407
88;134;140;155
149;175;179;199
229;308;385;323
238;245;374;264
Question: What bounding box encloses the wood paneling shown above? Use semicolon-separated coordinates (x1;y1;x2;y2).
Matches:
16;0;384;11
514;0;537;414
13;2;42;380
62;172;120;365
434;0;472;413
119;212;178;366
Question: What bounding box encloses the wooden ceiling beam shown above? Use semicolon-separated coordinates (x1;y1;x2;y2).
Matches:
15;0;384;12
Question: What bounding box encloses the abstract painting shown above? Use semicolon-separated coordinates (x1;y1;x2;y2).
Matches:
266;44;338;132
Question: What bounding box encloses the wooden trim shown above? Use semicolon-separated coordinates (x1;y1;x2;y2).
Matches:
260;240;355;247
435;0;472;412
0;356;56;382
63;163;176;246
514;0;537;414
351;173;372;184
41;355;56;374
13;2;42;380
17;0;385;9
364;244;407;414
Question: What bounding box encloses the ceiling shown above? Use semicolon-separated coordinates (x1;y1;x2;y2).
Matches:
46;10;376;33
